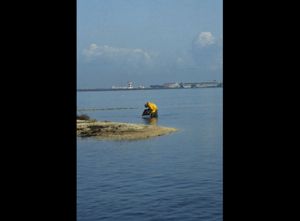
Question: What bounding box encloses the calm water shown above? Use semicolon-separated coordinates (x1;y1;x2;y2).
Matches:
77;88;223;221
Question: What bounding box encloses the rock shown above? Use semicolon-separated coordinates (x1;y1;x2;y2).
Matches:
77;120;177;141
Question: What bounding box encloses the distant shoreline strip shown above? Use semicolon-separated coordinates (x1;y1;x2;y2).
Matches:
77;86;222;92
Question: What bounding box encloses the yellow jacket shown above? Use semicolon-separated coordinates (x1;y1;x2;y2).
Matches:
146;102;158;113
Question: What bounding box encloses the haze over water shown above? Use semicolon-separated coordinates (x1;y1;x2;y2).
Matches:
77;88;222;221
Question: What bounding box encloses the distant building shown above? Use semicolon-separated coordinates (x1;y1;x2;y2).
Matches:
127;81;133;89
180;83;193;88
163;82;180;88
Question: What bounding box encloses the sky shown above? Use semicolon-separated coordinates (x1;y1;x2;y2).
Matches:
77;0;223;88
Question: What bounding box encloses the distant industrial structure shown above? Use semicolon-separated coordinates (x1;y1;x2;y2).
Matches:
150;80;222;89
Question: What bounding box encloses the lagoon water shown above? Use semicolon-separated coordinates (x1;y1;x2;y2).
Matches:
77;88;222;221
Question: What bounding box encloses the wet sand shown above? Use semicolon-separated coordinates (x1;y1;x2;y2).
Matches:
77;120;178;141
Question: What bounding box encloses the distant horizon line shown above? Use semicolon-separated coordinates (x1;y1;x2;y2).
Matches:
77;80;223;92
78;80;222;90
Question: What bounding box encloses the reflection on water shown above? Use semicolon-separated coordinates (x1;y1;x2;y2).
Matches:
143;117;158;125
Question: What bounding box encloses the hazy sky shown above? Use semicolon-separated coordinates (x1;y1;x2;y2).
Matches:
77;0;223;88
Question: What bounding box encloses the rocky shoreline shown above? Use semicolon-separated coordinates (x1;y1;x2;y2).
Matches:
77;120;177;141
